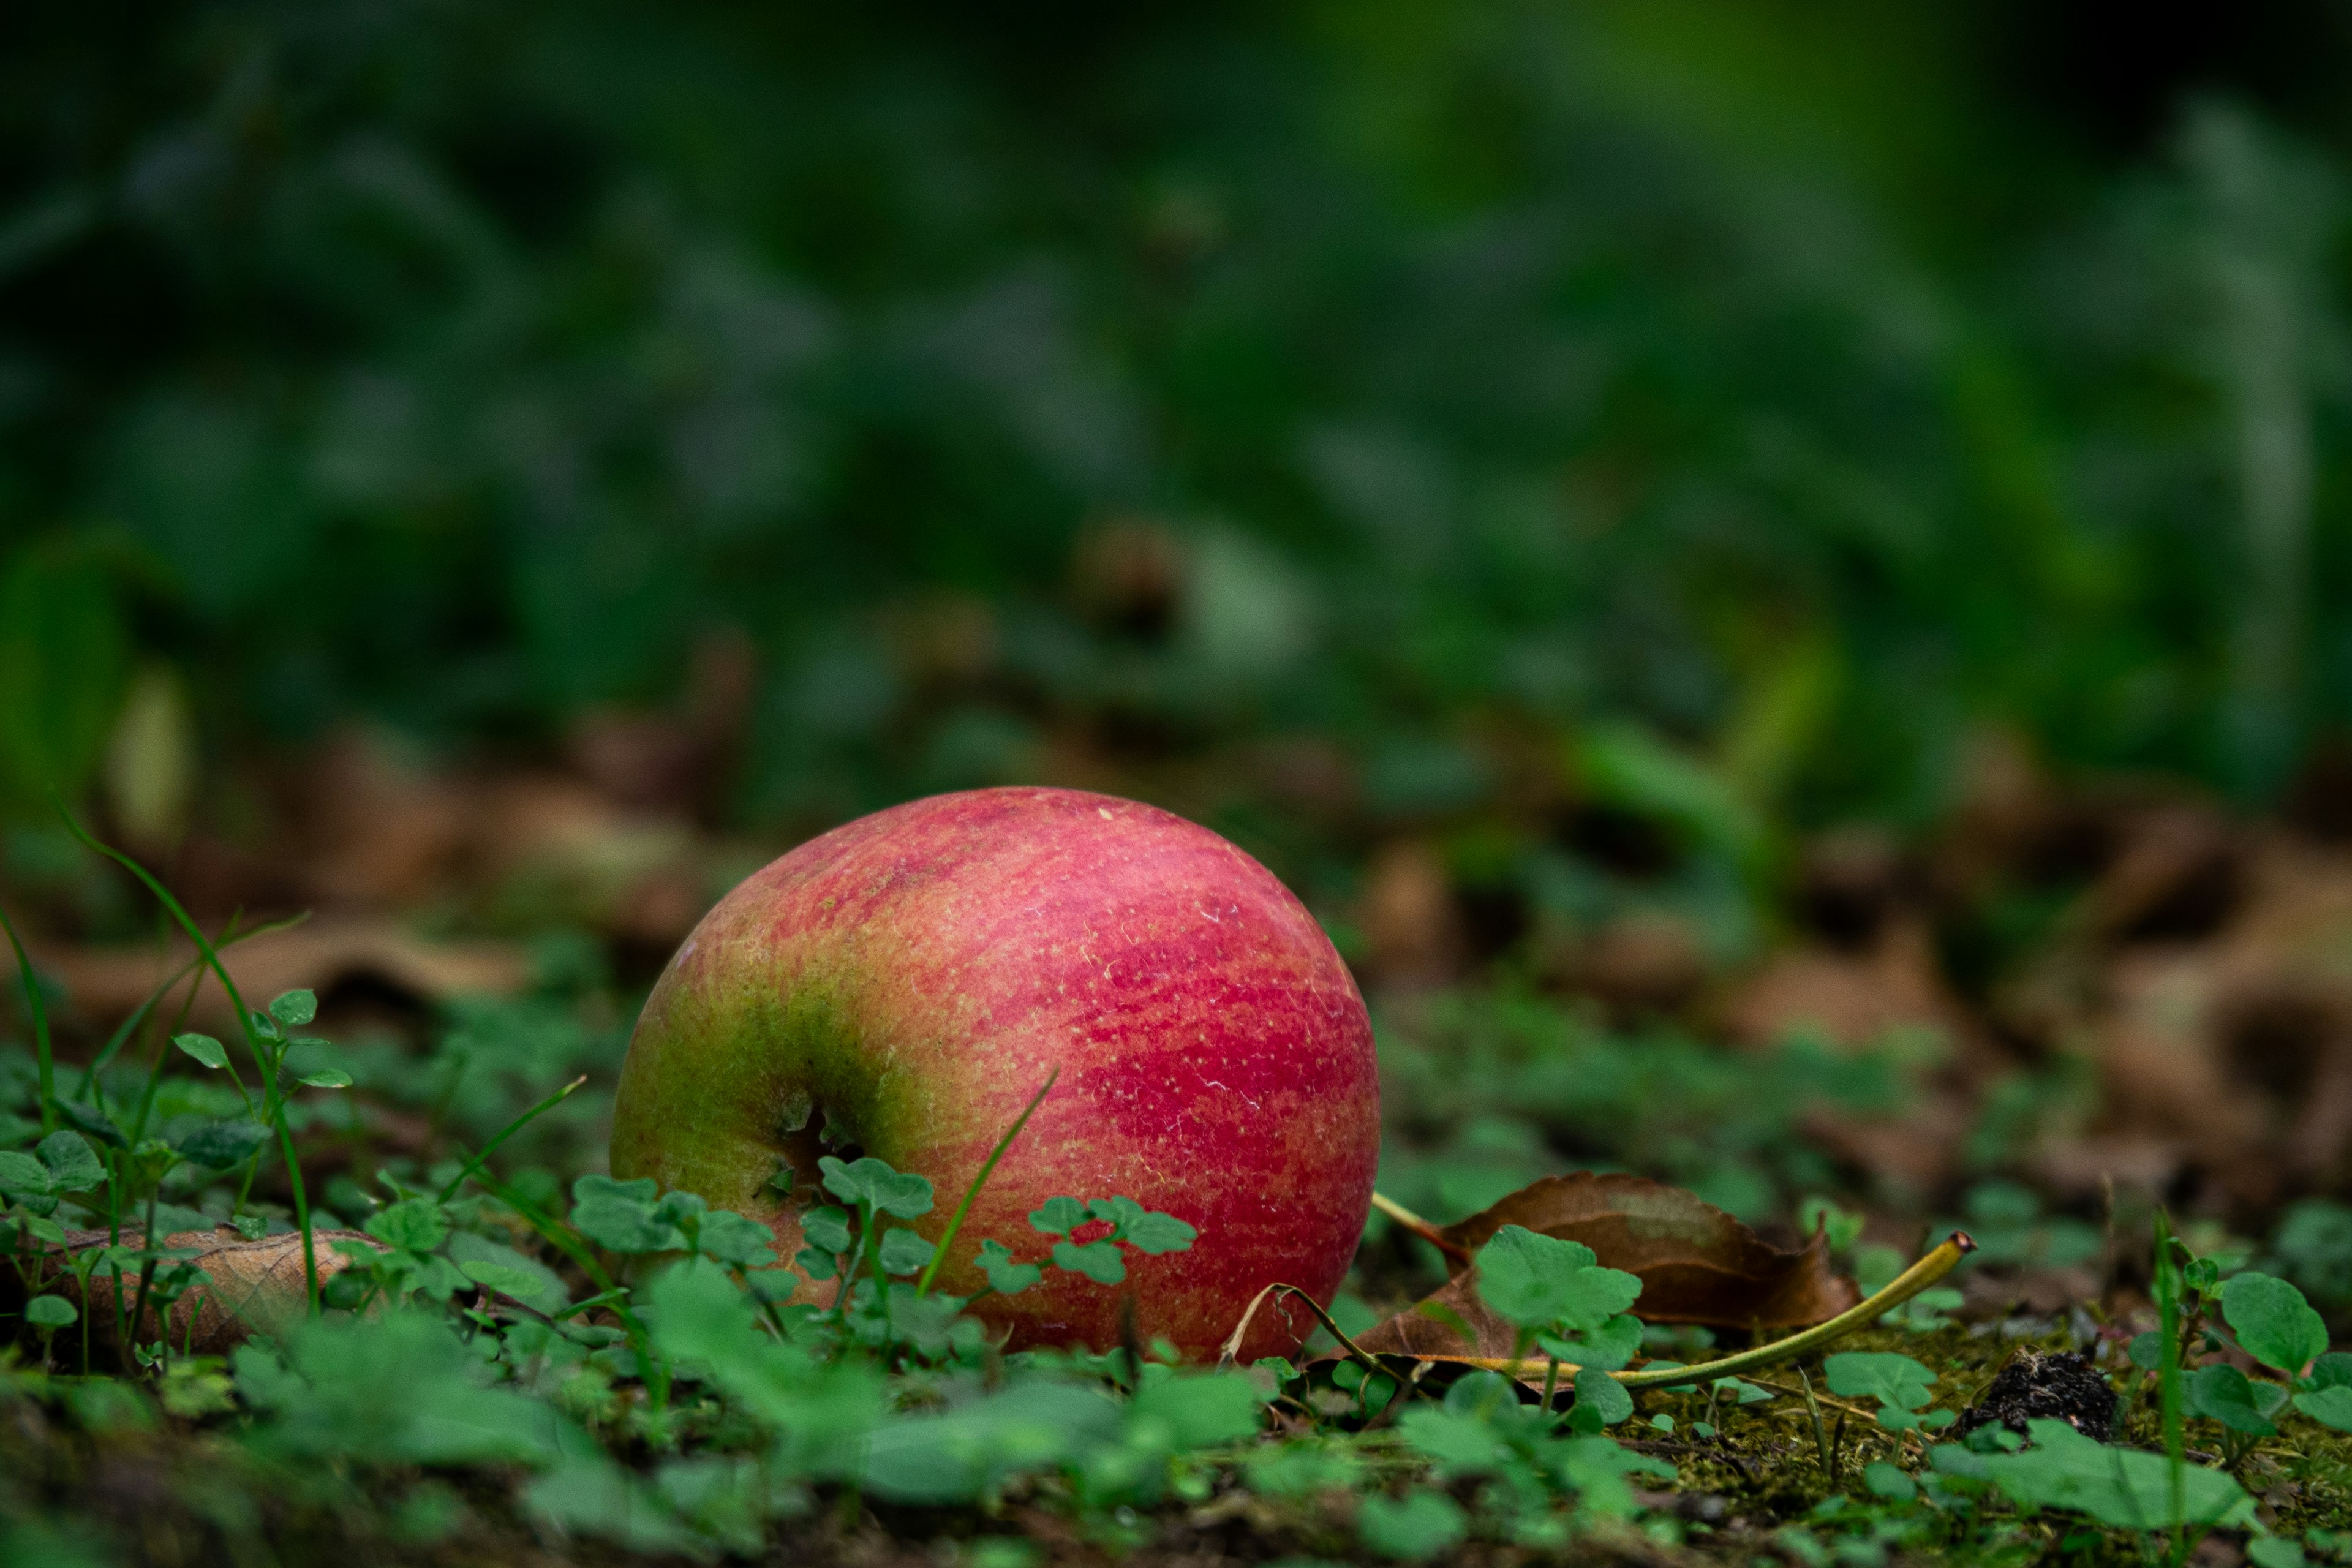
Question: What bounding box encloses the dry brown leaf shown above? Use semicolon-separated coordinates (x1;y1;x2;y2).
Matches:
1355;1172;1857;1365
38;921;530;1028
18;1225;381;1356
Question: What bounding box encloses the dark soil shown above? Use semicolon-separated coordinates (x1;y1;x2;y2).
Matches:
1957;1349;2118;1442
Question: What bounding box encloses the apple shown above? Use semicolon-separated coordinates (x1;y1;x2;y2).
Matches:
609;785;1380;1359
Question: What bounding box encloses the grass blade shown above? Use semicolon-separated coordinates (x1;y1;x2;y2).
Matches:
0;898;56;1133
437;1075;589;1204
55;805;320;1316
916;1068;1056;1298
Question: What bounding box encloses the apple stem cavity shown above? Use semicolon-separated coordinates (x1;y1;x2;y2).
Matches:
917;1069;1058;1299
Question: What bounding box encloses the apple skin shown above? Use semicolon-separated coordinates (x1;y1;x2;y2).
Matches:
609;786;1380;1360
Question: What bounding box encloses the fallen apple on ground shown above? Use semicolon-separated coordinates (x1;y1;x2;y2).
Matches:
609;786;1381;1359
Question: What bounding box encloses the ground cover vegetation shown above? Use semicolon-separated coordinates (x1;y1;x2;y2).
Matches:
13;1;2352;1564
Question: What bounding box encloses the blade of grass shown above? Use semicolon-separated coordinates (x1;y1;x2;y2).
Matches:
435;1075;589;1204
55;806;320;1316
916;1069;1055;1297
2155;1210;2187;1557
464;1166;668;1409
1798;1364;1834;1485
0;899;56;1133
77;913;309;1103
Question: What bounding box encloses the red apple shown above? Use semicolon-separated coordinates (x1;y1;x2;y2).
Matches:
609;786;1380;1359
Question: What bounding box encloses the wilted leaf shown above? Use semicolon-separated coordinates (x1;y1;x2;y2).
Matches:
1436;1172;1858;1328
1354;1172;1860;1368
17;1224;381;1355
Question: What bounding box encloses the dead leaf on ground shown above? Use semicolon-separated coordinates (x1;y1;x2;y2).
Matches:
37;919;530;1029
17;1225;381;1356
1353;1172;1858;1366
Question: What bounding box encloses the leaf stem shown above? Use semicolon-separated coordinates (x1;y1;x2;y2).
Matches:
1436;1231;1979;1390
1215;1281;1386;1375
1370;1190;1473;1264
917;1069;1055;1297
2156;1210;2187;1555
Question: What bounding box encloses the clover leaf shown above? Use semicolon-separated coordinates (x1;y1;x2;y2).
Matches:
801;1204;854;1255
1029;1196;1089;1235
695;1210;778;1267
1053;1238;1126;1284
367;1198;450;1255
818;1155;933;1219
1569;1368;1634;1432
570;1175;687;1253
1826;1351;1943;1431
975;1238;1041;1295
1121;1209;1197;1255
1538;1313;1645;1374
1476;1226;1642;1332
878;1228;935;1277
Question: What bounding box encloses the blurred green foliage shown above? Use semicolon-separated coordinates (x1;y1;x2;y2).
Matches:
5;1;2352;845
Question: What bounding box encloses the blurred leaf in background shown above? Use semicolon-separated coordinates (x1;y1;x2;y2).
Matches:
1;0;2350;913
0;545;129;810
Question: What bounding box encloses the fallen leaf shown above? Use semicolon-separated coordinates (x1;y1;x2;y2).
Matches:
37;920;531;1028
1355;1172;1858;1365
18;1224;382;1356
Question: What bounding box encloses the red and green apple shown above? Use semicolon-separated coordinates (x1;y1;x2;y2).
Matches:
609;786;1381;1359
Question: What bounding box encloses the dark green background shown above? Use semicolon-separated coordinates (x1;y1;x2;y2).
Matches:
7;1;2352;889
